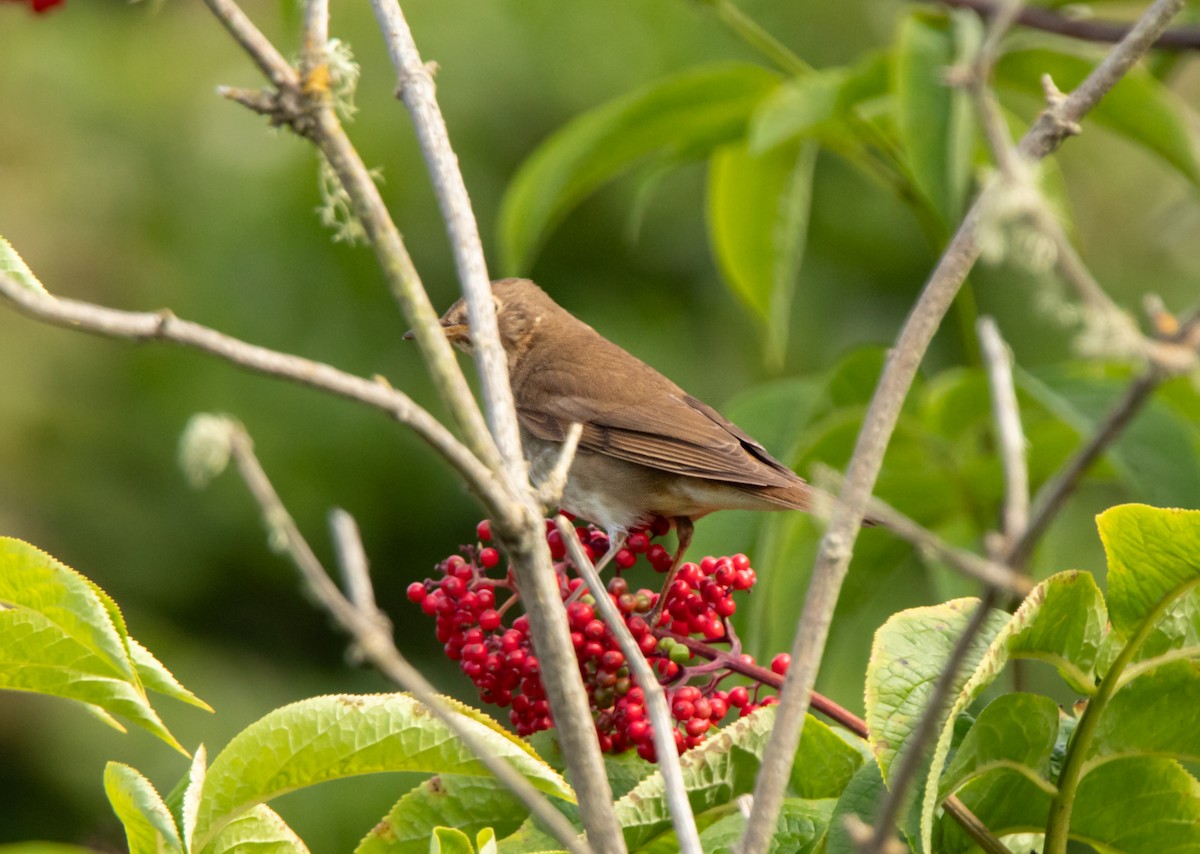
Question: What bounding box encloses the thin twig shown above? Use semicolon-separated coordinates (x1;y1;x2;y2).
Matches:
0;272;505;511
812;465;1031;596
936;0;1200;50
536;423;584;510
556;516;701;854
369;0;526;485
736;3;1187;852
329;509;375;617
978;318;1029;554
366;4;623;845
201;0;504;482
220;425;586;853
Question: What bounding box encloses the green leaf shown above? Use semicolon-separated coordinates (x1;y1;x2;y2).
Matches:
1089;660;1200;765
893;11;978;227
0;537;200;753
104;762;184;854
1072;756;1200;851
612;706;773;849
357;775;527;854
429;828;474;854
205;805;310;854
692;798;833;854
0;232;48;293
497;63;780;273
936;768;1052;853
1006;570;1107;694
1021;370;1200;508
1097;504;1200;643
750;53;890;153
706;138;818;368
824;761;886;854
996;45;1200;186
190;694;573;851
938;693;1060;800
788;716;866;800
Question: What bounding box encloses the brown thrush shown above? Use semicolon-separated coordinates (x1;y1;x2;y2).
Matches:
435;278;817;615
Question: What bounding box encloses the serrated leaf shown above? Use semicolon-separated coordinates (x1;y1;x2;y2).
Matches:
706;138;818;368
749;53;890;153
936;768;1052;853
824;761;887;854
938;693;1060;800
1006;570;1107;694
429;828;474;854
205;804;310;854
0;537;196;753
190;694;573;851
996;45;1200;186
612;706;774;848
692;797;833;854
0;233;47;293
893;11;978;227
1021;370;1200;508
104;762;184;854
497;63;780;273
357;775;527;854
1071;756;1200;851
1088;660;1200;765
182;744;208;850
788;717;866;800
128;638;213;712
1098;505;1200;642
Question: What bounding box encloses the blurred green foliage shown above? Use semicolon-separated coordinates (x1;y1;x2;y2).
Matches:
1;0;1198;849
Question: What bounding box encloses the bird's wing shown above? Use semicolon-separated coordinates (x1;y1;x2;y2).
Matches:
516;366;798;488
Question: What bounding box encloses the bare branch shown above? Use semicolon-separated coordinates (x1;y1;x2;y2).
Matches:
736;2;1187;851
536;423;584;511
0;272;507;512
329;509;376;617
936;0;1200;50
369;0;526;485
217;422;587;853
978;318;1029;553
201;0;504;482
556;516;700;854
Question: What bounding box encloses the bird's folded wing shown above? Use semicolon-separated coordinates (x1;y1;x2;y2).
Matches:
517;392;798;489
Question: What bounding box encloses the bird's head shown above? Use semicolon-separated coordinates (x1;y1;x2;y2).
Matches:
431;278;552;364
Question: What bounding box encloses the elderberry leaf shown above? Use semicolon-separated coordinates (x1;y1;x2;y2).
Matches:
0;537;205;754
996;44;1200;187
357;775;526;854
706;137;818;369
1088;660;1200;764
1071;757;1200;851
892;10;979;229
936;693;1060;801
693;797;833;854
104;762;184;854
203;805;309;854
824;760;886;854
498;64;780;273
189;694;573;851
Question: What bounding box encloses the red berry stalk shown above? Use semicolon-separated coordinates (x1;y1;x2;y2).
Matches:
407;517;801;762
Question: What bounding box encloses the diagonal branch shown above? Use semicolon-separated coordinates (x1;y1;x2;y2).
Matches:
0;272;506;512
736;2;1188;852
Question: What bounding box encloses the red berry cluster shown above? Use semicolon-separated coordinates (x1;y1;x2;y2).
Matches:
407;517;783;762
2;0;64;12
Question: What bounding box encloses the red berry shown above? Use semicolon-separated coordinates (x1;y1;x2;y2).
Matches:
478;609;502;631
614;548;637;569
479;547;501;569
627;532;650;553
770;654;791;675
728;686;750;708
406;582;427;603
476;520;492;541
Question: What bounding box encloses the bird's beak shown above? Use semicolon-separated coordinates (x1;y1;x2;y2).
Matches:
403;323;471;346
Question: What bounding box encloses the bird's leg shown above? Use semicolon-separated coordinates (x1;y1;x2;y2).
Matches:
647;516;693;625
563;528;628;605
